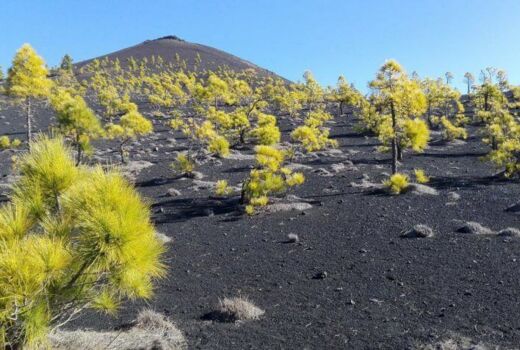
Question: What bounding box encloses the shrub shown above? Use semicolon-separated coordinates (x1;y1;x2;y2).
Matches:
11;139;22;148
0;136;10;149
414;169;429;184
0;136;165;348
208;135;230;157
172;152;195;176
291;109;337;152
207;107;250;144
250;113;281;145
214;180;232;196
384;173;409;194
0;136;22;150
440;117;467;141
191;120;230;158
402;118;430;152
241;146;305;214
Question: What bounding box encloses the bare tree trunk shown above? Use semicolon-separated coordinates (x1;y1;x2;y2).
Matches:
427;105;433;128
120;142;127;164
397;144;403;161
26;97;32;148
391;102;398;174
120;138;131;164
75;134;82;166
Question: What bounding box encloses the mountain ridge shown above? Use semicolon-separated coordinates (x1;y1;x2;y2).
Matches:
75;35;284;79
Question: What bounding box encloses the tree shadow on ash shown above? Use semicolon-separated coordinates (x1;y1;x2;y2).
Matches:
429;174;515;190
416;151;488;159
340;142;380;149
200;310;237;323
152;196;242;224
331;131;370;140
0;131;25;137
351;158;390;166
222;165;253;174
136;175;184;188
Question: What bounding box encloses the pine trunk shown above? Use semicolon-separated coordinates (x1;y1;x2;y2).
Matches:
391;102;398;174
76;134;82;166
26;97;32;148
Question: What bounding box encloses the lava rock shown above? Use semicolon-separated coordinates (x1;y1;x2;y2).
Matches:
167;188;181;197
497;227;520;237
457;221;494;235
401;224;435;238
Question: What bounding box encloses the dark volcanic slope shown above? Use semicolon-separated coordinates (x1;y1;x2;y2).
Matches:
1;102;520;349
76;35;282;78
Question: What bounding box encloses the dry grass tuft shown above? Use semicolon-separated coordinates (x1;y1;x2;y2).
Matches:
207;296;265;322
136;308;177;331
415;332;512;350
49;309;186;350
156;231;173;244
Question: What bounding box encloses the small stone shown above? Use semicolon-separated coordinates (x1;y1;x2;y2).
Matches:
409;183;439;196
497;227;520;237
401;224;435;238
203;208;215;217
167;188;181;197
313;168;333;177
330;163;346;173
313;271;328;280
457;222;494;235
155;232;172;244
505;202;520;214
192;171;204;180
286;233;299;243
447;192;461;201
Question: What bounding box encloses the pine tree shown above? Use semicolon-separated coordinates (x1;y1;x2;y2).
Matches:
485;111;520;176
369;60;428;173
473;80;506;124
59;54;74;72
106;110;153;163
463;72;475;95
0;136;165;348
291;108;338;152
302;71;323;110
51;90;103;164
329;76;365;116
445;72;454;85
422;78;466;131
6;44;53;145
496;69;509;92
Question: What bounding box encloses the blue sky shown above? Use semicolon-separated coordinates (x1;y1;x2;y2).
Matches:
1;0;520;92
